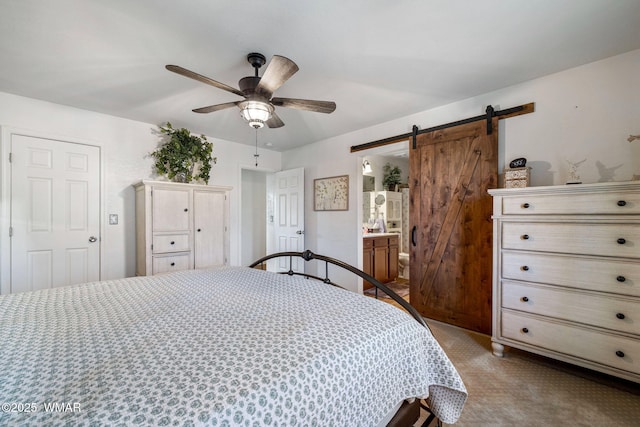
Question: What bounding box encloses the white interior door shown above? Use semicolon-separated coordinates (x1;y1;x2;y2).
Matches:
10;135;100;293
272;168;304;273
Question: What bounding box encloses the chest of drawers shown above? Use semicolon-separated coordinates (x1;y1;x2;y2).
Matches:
489;181;640;382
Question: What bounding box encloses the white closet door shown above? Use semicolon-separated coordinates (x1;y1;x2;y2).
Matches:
11;135;100;293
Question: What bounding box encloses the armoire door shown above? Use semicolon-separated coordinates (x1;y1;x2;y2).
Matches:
409;119;497;334
152;187;190;232
193;189;227;268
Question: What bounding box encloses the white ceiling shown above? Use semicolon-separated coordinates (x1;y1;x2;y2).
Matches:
2;0;639;152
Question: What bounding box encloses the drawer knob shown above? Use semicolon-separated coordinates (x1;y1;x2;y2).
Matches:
521;296;529;302
617;276;626;283
522;328;529;333
616;312;626;320
521;234;530;240
170;262;175;266
617;200;627;207
521;266;529;271
197;228;201;232
184;208;188;212
522;203;530;209
617;238;626;245
170;241;175;245
616;350;625;358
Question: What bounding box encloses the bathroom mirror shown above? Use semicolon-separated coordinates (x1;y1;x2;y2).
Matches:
363;176;375;192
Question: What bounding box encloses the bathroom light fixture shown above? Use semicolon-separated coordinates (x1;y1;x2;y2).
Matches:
239;100;273;129
362;160;372;174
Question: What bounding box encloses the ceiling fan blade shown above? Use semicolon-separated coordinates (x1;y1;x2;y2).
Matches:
266;111;285;128
166;64;245;97
255;55;299;98
192;101;240;114
271;97;336;114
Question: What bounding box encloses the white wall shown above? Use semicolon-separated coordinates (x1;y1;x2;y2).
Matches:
0;92;281;285
240;169;267;266
282;49;640;292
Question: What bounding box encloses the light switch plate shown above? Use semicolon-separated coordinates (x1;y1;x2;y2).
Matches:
108;214;118;225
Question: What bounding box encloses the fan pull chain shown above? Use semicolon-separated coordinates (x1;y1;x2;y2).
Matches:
254;128;260;167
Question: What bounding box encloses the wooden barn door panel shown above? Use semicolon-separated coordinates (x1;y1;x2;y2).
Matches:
409;119;497;334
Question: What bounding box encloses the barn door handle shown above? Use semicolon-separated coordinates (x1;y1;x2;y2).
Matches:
411;226;417;247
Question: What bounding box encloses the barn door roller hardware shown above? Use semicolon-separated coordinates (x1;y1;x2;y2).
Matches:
350;102;534;152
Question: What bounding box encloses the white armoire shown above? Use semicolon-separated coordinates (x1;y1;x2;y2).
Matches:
134;180;231;276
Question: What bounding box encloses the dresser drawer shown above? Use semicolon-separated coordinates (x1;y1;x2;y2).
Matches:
502;251;640;297
152;253;191;274
153;234;190;253
501;310;640;375
502;192;640;215
502;281;640;335
502;222;640;258
364;238;373;250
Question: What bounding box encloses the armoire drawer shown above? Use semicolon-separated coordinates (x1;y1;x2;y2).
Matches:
501;192;640;215
502;251;640;297
502;222;640;258
152;253;191;274
153;234;190;253
502;281;640;335
501;310;640;375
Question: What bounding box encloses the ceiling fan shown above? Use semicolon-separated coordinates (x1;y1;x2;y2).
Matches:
166;53;336;129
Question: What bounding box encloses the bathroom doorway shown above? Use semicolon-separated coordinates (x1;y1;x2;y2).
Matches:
360;141;411;294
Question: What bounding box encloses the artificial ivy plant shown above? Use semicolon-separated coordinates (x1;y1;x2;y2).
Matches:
150;122;216;184
382;162;402;190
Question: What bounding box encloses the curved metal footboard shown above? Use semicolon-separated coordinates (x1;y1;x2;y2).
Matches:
249;249;429;331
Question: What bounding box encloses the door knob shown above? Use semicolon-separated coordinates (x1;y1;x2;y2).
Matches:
296;230;304;235
88;236;98;243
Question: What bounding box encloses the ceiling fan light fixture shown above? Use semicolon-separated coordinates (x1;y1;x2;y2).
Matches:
239;100;273;129
167;54;335;131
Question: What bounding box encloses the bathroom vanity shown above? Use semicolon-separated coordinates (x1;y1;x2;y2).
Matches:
363;233;399;289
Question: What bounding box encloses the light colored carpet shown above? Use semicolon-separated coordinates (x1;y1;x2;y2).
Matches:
420;319;640;426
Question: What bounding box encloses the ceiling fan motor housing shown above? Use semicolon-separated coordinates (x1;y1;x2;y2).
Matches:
238;76;261;96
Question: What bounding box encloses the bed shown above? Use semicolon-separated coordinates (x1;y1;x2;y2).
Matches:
0;250;467;426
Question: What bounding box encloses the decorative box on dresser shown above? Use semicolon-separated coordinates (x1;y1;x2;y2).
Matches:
134;180;231;276
488;181;640;383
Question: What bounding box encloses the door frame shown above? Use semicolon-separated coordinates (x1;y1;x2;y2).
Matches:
237;163;277;267
0;126;105;295
355;141;410;293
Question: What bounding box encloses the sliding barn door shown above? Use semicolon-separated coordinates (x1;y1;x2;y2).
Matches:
409;119;497;334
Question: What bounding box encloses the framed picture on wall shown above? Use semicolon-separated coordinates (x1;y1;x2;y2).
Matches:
314;175;349;211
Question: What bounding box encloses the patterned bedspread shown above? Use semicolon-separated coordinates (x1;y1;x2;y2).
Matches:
0;266;467;426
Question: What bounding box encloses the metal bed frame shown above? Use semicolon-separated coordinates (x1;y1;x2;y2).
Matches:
249;250;441;427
